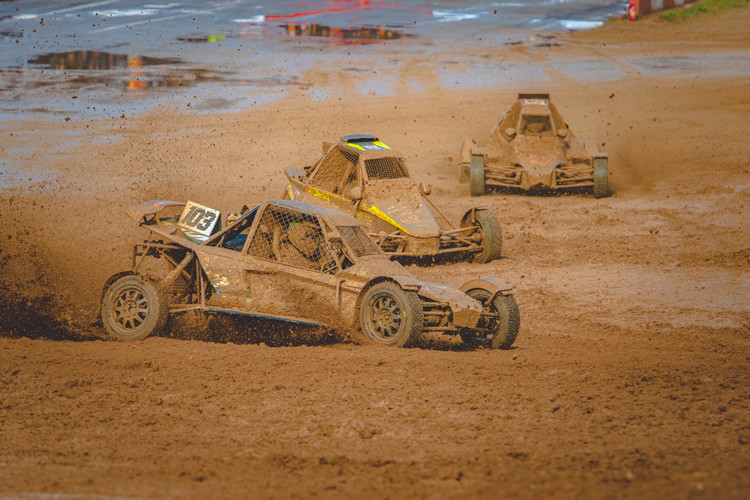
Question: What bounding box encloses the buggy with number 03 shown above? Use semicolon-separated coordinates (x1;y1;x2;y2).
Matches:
100;198;520;349
283;134;504;264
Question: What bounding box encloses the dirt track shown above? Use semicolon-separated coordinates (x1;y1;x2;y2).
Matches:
1;10;749;499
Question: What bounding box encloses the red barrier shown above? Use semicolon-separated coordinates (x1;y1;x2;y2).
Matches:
628;0;699;19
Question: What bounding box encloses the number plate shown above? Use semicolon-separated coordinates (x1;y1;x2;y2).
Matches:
178;200;220;241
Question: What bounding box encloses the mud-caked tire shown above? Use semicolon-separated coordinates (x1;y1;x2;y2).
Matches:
469;154;486;197
459;138;472;183
462;209;502;264
593;156;609;198
460;288;519;349
358;282;423;348
101;274;169;341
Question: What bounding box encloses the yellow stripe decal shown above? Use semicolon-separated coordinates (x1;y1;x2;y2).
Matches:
373;141;391;149
363;203;407;233
302;185;403;231
346;143;366;151
305;186;353;205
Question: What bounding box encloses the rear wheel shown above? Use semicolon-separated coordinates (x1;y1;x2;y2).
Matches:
462;209;502;264
469;154;486;197
101;275;169;340
593;156;609;198
359;282;423;348
460;288;519;349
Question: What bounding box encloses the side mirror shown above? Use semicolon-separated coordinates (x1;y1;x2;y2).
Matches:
419;182;432;196
557;128;569;138
322;141;333;155
504;127;516;137
349;185;363;201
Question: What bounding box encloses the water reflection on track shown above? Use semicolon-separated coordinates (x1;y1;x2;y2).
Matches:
179;22;414;44
1;0;747;122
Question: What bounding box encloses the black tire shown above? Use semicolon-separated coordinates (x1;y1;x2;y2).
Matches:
593;157;609;198
359;282;423;348
460;288;519;349
101;275;169;340
462;209;502;264
469;154;486;197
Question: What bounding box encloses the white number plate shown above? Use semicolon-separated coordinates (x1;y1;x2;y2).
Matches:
178;200;220;240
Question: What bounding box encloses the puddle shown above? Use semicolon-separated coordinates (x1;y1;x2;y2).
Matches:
0;29;22;40
277;23;414;44
180;22;416;45
28;51;183;71
22;50;222;92
18;50;252;95
557;20;604;30
179;34;229;43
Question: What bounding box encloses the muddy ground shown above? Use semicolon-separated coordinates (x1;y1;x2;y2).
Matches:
1;10;749;499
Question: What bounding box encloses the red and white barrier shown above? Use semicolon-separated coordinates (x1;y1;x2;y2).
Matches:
627;0;699;19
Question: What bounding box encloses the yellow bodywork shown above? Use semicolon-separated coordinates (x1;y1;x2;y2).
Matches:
289;183;413;233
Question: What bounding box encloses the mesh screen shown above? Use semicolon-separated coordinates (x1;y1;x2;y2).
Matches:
521;115;552;135
248;206;333;272
342;166;358;195
311;146;359;192
364;157;407;180
337;226;380;257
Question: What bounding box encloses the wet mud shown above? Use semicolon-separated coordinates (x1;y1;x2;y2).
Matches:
1;7;750;500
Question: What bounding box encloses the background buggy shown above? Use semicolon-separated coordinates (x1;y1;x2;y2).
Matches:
285;134;503;263
460;93;609;198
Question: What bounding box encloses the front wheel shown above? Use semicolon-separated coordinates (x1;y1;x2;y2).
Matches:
101;274;169;340
359;282;423;348
593;156;609;198
460;288;519;349
469;154;486;197
462;209;502;264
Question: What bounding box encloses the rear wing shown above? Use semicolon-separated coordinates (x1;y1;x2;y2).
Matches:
518;93;550;100
127;200;184;222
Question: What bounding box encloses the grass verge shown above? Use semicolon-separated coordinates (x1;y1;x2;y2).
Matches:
660;0;750;22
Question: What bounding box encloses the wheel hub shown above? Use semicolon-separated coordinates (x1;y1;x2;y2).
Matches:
113;288;148;330
376;308;393;328
122;300;138;320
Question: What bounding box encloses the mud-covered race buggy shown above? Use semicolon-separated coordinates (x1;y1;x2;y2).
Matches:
460;93;609;198
283;134;503;263
100;198;520;349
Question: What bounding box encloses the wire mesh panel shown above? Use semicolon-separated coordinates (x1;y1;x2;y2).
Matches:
521;114;552;135
341;164;358;196
248;206;331;272
337;225;380;257
364;157;407;180
311;146;359;193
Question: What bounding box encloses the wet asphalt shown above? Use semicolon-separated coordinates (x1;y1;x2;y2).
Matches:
0;1;748;126
0;0;629;121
